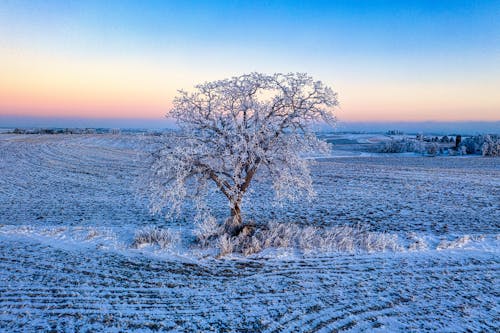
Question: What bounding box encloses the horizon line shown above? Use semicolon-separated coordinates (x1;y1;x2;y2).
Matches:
1;114;499;123
1;115;499;135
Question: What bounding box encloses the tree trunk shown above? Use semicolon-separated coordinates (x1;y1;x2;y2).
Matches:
224;201;243;236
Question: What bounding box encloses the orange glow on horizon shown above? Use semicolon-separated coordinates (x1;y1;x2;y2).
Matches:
337;80;500;122
0;50;178;119
1;49;499;122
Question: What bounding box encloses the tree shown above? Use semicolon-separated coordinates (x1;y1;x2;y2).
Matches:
147;73;338;236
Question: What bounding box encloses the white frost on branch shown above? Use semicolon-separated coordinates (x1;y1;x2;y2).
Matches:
146;73;338;232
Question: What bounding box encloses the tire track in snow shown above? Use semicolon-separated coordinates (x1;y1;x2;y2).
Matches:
1;236;498;331
0;134;498;331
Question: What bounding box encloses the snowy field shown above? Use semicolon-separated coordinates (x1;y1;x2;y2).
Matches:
0;134;498;332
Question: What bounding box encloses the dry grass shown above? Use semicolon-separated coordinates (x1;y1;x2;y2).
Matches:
132;227;180;249
193;215;222;246
200;221;402;256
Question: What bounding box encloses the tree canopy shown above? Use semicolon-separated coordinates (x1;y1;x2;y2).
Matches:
147;72;338;235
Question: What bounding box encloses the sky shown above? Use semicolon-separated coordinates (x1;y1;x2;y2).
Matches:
0;0;499;128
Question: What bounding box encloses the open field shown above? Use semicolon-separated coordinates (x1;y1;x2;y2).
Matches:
0;134;498;332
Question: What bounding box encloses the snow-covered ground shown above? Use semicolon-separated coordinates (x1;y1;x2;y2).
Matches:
0;134;498;332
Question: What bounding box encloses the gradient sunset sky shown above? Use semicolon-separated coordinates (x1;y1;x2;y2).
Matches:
0;0;499;126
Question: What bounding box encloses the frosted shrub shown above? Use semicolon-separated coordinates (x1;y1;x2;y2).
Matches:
320;226;357;252
377;138;439;156
85;228;99;240
360;232;401;252
218;234;234;256
426;143;438;156
377;138;428;154
459;134;500;155
315;225;397;253
262;222;299;248
437;235;471;250
481;135;500;156
407;232;429;251
461;136;484;154
459;145;467;155
194;215;222;246
210;222;402;256
377;139;411;153
298;226;320;252
242;236;262;256
132;227;180;249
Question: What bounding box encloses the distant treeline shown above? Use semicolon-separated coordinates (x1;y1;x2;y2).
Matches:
7;128;168;136
378;134;500;156
10;128;120;135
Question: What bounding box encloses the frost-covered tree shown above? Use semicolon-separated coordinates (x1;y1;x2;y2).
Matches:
147;73;338;235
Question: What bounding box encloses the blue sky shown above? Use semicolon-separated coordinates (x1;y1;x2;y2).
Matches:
0;0;499;127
